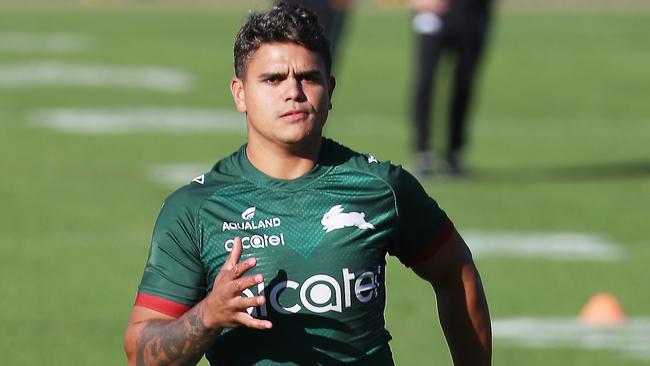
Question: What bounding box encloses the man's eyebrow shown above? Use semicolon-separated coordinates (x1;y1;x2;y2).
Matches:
258;71;287;79
258;70;323;80
295;70;323;79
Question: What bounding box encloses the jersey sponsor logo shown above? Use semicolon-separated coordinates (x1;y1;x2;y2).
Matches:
192;174;204;184
242;266;382;316
221;217;281;231
224;233;285;252
222;207;282;232
321;204;375;233
223;207;285;250
366;154;379;164
241;206;256;220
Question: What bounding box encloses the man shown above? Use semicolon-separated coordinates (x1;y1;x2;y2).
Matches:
124;3;491;365
409;0;492;176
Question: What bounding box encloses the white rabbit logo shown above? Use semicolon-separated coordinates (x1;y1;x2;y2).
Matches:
321;205;375;233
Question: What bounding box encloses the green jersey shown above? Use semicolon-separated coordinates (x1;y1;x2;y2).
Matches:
135;138;453;365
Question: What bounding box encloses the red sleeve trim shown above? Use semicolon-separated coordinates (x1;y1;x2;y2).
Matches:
405;219;455;267
134;293;192;318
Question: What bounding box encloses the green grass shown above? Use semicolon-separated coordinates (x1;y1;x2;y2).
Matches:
0;4;649;365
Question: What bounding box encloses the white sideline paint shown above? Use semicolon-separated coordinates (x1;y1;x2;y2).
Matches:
493;317;650;360
464;231;624;261
31;107;245;134
147;164;207;187
0;32;92;53
0;62;193;92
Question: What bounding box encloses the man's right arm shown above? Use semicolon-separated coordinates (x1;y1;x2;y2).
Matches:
124;238;272;366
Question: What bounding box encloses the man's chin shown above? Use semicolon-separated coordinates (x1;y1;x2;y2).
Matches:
279;131;323;150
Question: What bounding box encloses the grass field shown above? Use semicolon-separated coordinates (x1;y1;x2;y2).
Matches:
0;2;649;365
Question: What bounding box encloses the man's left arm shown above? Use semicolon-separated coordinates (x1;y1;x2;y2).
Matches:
411;228;492;366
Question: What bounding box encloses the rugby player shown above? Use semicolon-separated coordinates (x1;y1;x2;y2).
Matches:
124;3;491;365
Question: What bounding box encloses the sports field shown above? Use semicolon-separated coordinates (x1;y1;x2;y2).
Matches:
0;1;648;365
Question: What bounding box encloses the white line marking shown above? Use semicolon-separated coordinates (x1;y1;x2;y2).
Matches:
31;107;245;134
493;317;650;359
147;164;208;187
0;32;92;53
0;62;193;92
464;231;624;261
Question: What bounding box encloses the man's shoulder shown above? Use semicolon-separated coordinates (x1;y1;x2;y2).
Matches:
162;149;245;212
323;138;404;185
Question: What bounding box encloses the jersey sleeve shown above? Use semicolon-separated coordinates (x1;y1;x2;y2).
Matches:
386;167;454;267
135;189;207;317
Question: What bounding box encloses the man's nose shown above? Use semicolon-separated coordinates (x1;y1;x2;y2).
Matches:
284;77;306;101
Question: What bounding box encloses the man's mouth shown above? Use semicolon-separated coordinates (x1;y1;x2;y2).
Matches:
280;110;309;121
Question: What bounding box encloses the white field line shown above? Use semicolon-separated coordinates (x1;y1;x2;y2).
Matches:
30;107;246;134
0;61;193;92
493;317;650;359
146;164;208;187
0;32;92;53
464;231;624;261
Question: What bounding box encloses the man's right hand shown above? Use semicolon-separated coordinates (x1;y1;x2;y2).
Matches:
202;237;273;330
124;237;271;365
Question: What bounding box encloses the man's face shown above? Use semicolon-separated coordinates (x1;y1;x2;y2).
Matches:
231;42;335;152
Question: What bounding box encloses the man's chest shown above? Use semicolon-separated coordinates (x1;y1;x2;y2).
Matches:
196;184;396;311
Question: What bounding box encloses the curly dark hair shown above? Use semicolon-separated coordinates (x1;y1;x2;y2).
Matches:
233;2;332;78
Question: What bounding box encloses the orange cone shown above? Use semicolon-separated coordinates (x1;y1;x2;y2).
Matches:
579;292;626;326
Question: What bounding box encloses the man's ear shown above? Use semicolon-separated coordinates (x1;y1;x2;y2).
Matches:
328;75;336;109
230;77;246;113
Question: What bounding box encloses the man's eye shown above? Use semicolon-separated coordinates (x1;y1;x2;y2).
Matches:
302;77;322;85
265;77;281;84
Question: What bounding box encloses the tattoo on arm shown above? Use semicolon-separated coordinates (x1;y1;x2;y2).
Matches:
136;306;220;366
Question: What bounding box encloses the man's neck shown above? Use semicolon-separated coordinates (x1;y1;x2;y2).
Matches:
245;138;323;180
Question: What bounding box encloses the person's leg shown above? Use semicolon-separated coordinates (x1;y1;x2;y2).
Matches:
412;31;445;155
327;8;347;61
447;16;490;173
410;28;446;176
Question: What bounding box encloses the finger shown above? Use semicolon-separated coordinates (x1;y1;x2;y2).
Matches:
227;257;257;281
234;294;266;310
230;273;264;294
234;312;273;330
222;236;242;271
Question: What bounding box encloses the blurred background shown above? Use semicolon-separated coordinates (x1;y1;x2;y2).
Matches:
0;0;648;365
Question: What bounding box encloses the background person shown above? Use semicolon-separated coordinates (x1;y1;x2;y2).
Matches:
409;0;493;177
